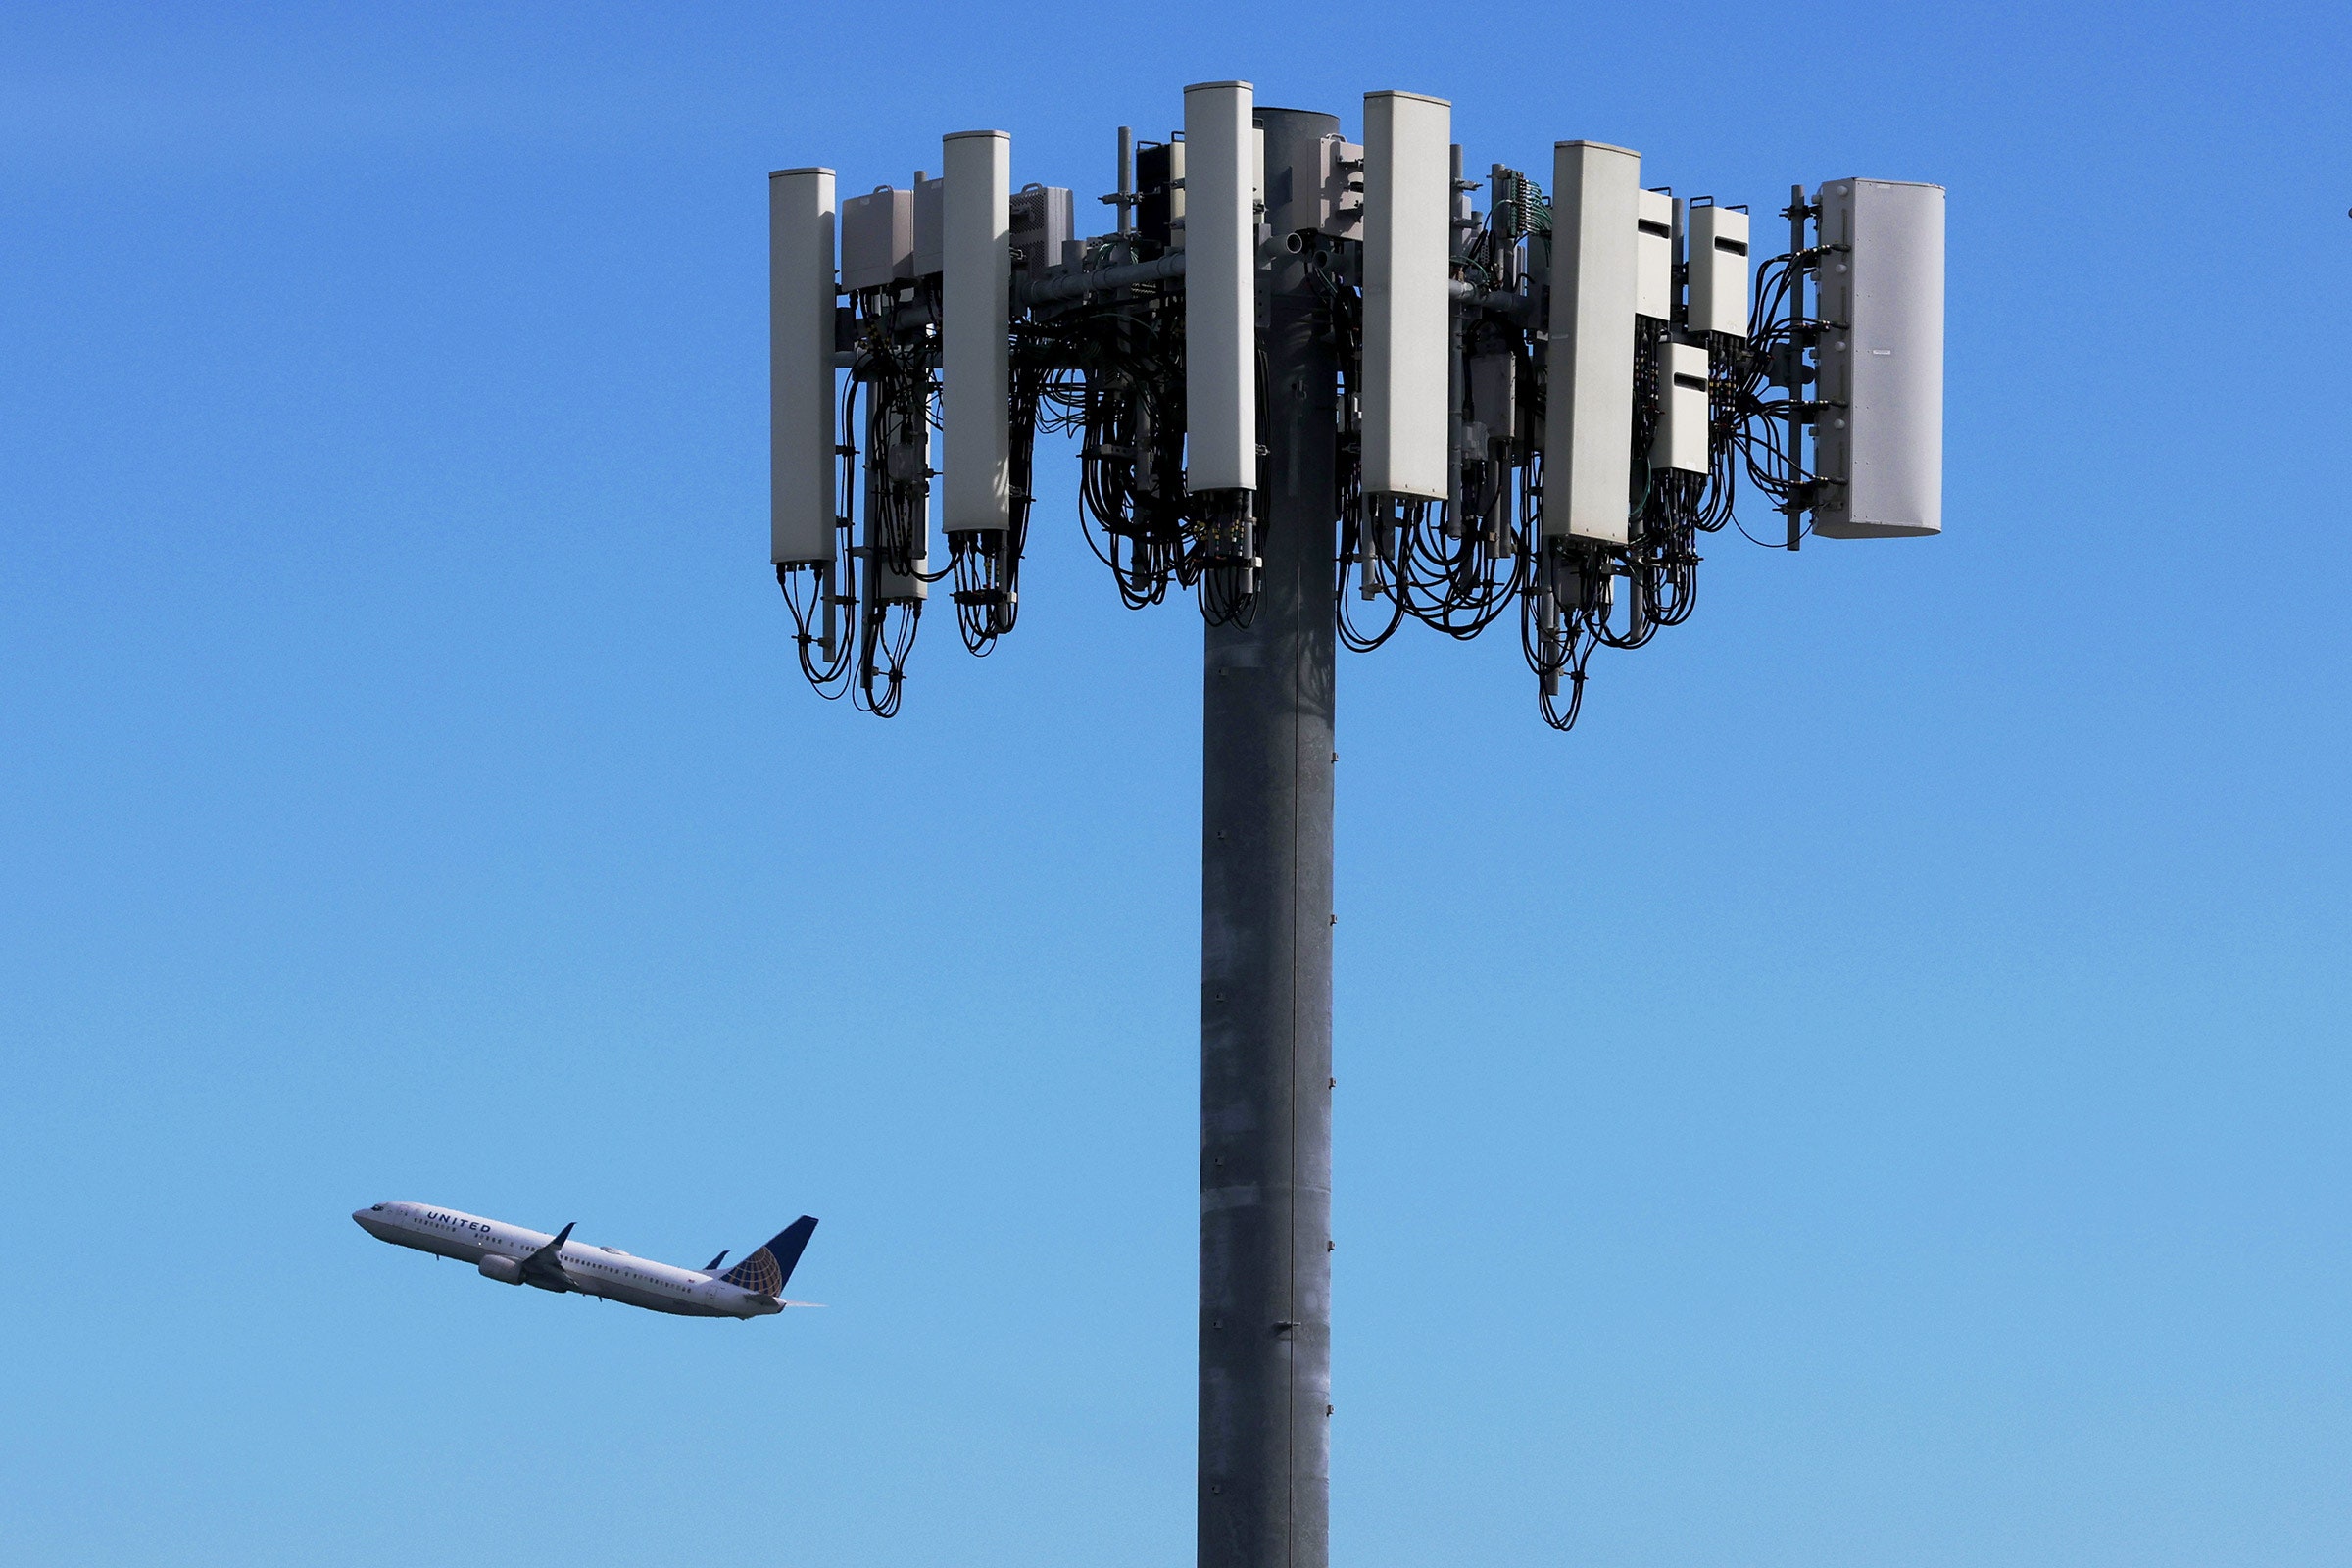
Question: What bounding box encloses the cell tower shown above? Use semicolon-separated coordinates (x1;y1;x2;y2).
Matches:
769;82;1944;1568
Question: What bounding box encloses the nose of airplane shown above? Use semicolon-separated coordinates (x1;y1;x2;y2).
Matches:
352;1207;391;1239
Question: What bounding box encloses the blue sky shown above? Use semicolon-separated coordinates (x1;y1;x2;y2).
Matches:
2;3;2347;1565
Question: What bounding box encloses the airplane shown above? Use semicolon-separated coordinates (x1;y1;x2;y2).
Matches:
353;1200;819;1320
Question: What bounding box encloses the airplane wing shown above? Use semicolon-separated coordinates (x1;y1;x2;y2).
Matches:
518;1222;576;1290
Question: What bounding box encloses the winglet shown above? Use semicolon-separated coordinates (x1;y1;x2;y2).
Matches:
702;1250;729;1273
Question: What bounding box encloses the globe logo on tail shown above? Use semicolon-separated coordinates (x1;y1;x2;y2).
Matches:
720;1215;818;1298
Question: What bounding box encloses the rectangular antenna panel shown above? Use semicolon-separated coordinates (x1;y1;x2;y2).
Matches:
840;185;911;291
1812;178;1944;537
1468;349;1517;446
911;174;947;278
942;131;1011;537
1687;204;1749;337
769;167;837;565
1010;184;1074;277
1635;187;1674;320
1138;140;1185;249
1359;90;1451;501
1184;81;1255;493
1651;341;1710;475
1543;140;1642;543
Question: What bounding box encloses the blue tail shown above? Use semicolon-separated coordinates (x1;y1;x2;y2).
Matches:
720;1216;817;1296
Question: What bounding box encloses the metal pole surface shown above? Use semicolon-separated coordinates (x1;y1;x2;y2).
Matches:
1200;105;1339;1568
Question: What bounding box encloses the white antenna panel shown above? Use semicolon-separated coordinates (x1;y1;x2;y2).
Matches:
1358;90;1451;503
942;131;1012;538
1812;178;1944;538
769;167;838;565
1183;80;1256;493
1651;341;1710;475
1635;187;1674;321
1686;204;1749;338
1543;140;1642;544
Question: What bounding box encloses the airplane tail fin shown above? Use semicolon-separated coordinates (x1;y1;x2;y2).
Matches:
720;1216;817;1297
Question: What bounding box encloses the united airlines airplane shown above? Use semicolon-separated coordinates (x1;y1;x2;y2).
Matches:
353;1201;819;1320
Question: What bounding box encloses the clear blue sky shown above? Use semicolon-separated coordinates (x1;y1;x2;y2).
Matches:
2;4;2346;1565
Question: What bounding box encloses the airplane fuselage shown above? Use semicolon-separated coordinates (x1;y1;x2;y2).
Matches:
353;1202;785;1319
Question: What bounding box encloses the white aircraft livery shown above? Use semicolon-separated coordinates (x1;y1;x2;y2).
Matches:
353;1201;819;1320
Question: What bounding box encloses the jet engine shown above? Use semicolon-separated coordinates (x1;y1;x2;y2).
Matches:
478;1254;525;1286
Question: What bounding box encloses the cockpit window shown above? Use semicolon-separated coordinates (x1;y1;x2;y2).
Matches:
370;1204;385;1212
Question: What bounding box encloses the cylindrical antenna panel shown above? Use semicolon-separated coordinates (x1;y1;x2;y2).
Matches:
942;130;1012;538
1184;80;1256;494
770;167;838;564
1358;90;1451;502
1543;140;1641;543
